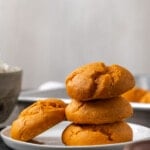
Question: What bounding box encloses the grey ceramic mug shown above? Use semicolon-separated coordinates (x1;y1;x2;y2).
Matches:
0;69;22;123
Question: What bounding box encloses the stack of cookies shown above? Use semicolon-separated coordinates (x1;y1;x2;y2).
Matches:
62;62;135;146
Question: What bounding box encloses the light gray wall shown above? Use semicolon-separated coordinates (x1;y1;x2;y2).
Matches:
0;0;150;89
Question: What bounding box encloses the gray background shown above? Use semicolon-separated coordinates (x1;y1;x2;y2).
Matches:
0;0;150;89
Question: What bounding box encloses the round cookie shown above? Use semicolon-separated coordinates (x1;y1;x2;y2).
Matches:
122;87;148;102
66;62;135;101
140;92;150;103
62;121;133;145
10;98;66;141
65;97;133;124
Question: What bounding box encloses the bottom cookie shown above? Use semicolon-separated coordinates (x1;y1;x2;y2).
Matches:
62;121;133;146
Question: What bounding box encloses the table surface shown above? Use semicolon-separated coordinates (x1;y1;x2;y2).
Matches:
0;101;32;150
0;136;12;150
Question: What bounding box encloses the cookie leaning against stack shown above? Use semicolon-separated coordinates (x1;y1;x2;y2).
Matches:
63;62;135;146
10;98;66;141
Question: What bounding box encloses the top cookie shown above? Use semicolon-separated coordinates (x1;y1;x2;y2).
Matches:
66;62;135;101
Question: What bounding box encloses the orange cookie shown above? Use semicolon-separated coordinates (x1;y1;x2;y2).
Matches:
122;87;148;102
65;97;133;124
10;98;66;141
66;62;135;101
140;92;150;103
62;121;133;145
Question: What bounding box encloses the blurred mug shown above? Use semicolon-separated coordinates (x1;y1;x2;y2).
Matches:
0;69;22;123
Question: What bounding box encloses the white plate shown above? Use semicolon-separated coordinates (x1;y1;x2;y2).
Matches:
19;88;69;102
19;96;70;104
131;102;150;111
1;122;150;150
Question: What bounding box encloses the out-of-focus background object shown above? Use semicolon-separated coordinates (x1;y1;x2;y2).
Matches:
0;62;22;123
123;75;150;127
38;81;65;91
124;139;150;150
1;0;150;89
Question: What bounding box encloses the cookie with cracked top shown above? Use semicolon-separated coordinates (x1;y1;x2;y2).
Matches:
66;62;135;101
